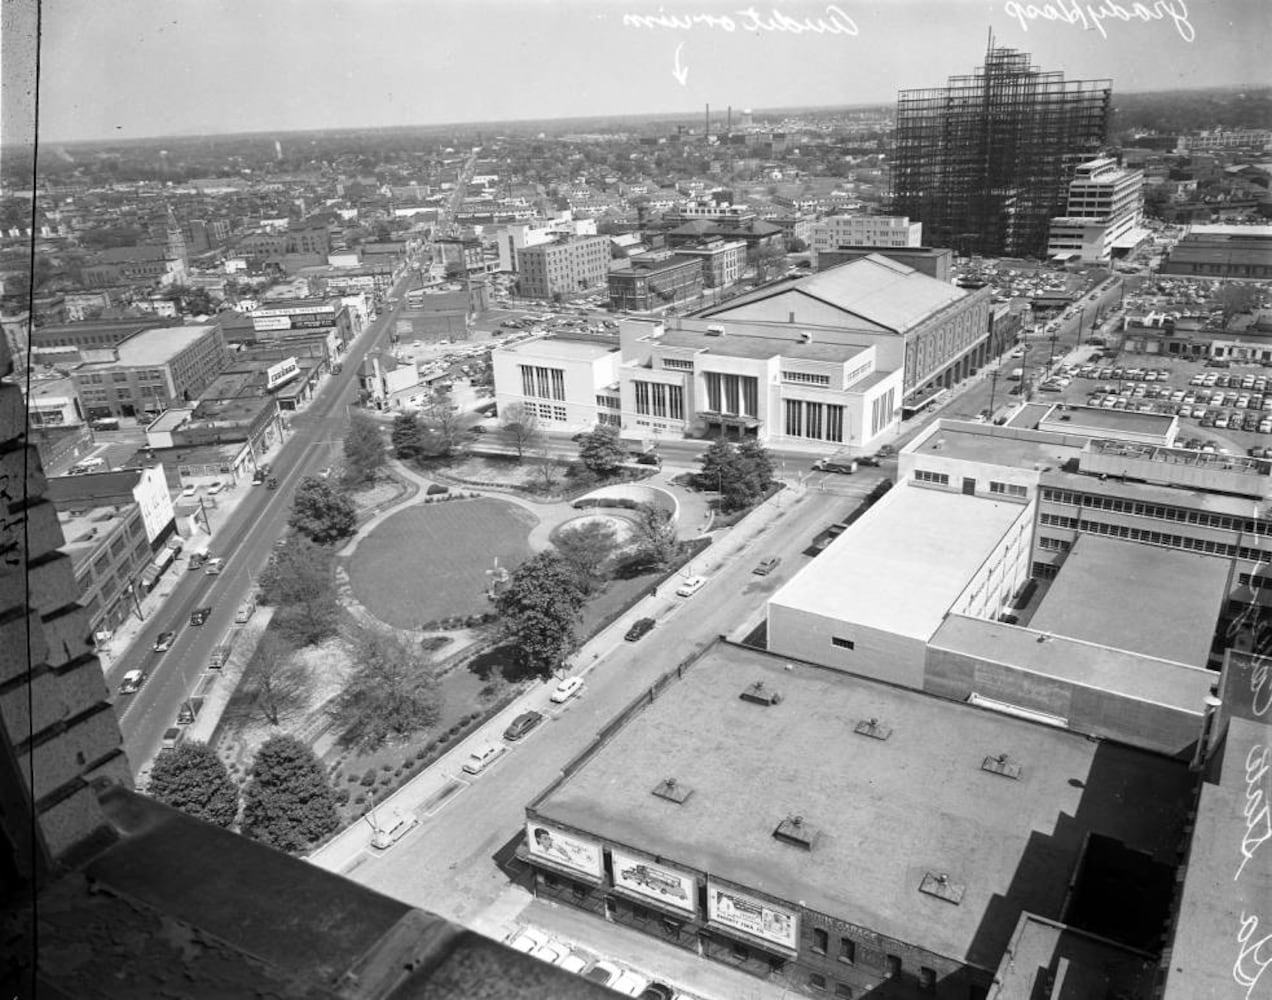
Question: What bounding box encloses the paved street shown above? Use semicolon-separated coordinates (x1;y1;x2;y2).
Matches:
110;278;413;772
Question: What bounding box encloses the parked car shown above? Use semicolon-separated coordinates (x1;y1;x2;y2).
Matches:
206;482;224;496
208;645;232;670
461;744;507;775
204;557;225;575
319;466;333;479
625;617;656;642
675;575;707;598
153;631;176;652
180;484;198;498
550;676;585;703
584;962;622;989
507;928;549;954
753;557;782;576
611;971;650;997
189;606;212;626
503;710;544;742
266;477;279;489
118;669;147;695
160;727;184;753
370;809;419;850
177;698;202;725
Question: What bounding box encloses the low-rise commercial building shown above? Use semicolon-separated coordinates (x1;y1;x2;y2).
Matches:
670;239;746;290
1158;224;1272;280
523;642;1194;999
607;252;704;312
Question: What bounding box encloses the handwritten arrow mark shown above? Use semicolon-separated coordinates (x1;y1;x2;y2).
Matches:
672;42;689;86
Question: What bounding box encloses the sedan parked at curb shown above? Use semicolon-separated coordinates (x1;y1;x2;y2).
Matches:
503;711;544;741
550;676;585;703
625;617;656;642
675;575;707;598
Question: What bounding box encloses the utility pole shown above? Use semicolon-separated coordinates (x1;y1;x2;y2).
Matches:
987;369;999;419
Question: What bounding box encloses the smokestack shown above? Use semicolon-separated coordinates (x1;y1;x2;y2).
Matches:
705;103;710;141
728;106;732;133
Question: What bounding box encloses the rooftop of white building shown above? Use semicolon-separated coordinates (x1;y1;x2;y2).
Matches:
770;486;1028;641
78;325;217;369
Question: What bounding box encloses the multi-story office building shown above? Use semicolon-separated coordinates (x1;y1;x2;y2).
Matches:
515;236;612;300
495;218;598;273
71;324;229;421
890;43;1111;258
671;239;746;290
811;215;922;267
1046;156;1145;263
607;253;704;312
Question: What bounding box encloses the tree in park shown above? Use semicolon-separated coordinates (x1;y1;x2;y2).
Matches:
288;476;357;545
499;401;543;460
630;502;678;570
554;518;620;593
248;628;310;726
391;411;427;461
240;735;339;853
326;625;443;751
576;424;627;478
495;551;587;677
420;400;464;458
342;412;386;485
147;740;239;829
258;538;341;646
698;437;774;513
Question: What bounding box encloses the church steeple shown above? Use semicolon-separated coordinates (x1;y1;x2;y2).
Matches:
165;205;188;268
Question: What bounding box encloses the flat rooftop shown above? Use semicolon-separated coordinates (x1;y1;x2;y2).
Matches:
496;337;618;362
991;914;1156;999
78;325;216;368
655;328;868;364
771;486;1028;641
911;421;1085;471
929;615;1215;718
1042;468;1270;519
55;503;131;566
534;644;1193;969
1028;534;1229;667
1046;406;1175;435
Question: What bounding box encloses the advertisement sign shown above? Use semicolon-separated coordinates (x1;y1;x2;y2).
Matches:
266;357;301;390
254;305;336;318
525;821;602;879
611;849;697;914
253;315;292;332
706;881;798;950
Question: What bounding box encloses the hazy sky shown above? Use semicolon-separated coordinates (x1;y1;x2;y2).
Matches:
22;0;1272;143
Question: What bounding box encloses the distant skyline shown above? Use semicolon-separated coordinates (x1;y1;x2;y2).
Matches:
12;0;1272;146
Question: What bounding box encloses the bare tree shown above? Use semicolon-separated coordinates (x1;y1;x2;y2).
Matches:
500;402;544;461
422;400;464;457
532;446;560;491
249;629;311;726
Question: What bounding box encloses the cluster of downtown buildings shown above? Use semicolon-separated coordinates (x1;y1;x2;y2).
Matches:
3;36;1271;1000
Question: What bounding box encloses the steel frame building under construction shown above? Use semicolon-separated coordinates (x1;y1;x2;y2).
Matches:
890;40;1111;259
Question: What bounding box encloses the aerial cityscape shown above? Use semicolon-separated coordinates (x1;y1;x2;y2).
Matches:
3;0;1271;998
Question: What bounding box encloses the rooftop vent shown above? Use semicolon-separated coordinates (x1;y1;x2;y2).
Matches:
919;871;965;905
773;814;817;850
854;717;892;741
652;777;693;804
981;753;1023;780
740;680;782;706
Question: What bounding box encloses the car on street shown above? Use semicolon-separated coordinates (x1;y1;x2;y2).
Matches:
189;606;212;626
625;617;656;642
206;482;224;496
639;984;676;1000
152;631;176;652
118;669;147;695
266;477;278;489
251;469;265;485
753;557;782;576
584;962;622;989
503;711;545;741
675;575;707;598
461;743;507;775
180;484;198;498
369;809;419;850
550;676;585;703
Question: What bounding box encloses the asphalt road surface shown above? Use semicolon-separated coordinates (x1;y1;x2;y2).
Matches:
112;276;412;771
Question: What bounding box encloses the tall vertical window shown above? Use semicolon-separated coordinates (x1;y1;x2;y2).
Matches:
827;405;844;443
724;375;740;415
785;399;802;437
669;385;685;421
705;371;722;412
742;376;758;417
651;383;667;418
634;381;651;415
550;369;565;401
806;402;823;439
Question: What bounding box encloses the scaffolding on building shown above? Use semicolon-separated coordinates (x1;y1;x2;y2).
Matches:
890;36;1111;259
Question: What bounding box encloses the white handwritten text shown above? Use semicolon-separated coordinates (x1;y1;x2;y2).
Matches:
1237;743;1271;882
1252;655;1271;718
1003;0;1195;43
1236;911;1272;1000
623;6;859;37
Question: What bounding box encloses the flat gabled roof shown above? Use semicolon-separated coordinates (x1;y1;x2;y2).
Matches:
533;644;1192;969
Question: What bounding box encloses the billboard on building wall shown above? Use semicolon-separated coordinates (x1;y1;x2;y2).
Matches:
253;315;292;332
266;357;301;390
706;880;799;950
611;849;697;915
525;821;602;879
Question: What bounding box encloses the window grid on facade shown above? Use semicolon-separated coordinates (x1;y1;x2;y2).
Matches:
914;470;950;485
782;370;831;386
990;481;1028;498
